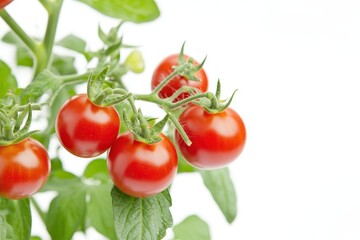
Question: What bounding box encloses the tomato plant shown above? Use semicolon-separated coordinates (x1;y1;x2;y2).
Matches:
56;94;120;158
0;0;12;9
108;132;178;198
0;1;246;239
175;105;246;169
0;138;50;199
151;54;208;100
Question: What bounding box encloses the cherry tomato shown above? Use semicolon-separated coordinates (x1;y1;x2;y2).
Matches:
107;132;178;198
175;105;246;169
151;54;208;100
0;138;50;199
56;94;120;158
0;0;13;9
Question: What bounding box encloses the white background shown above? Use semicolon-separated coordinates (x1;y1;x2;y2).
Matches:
2;0;360;239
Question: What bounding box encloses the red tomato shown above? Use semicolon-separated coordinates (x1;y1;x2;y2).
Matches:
107;132;178;198
0;138;50;199
56;94;120;158
151;54;208;100
0;0;13;9
175;105;246;169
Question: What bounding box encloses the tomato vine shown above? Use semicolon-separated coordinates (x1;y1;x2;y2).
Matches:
0;0;246;239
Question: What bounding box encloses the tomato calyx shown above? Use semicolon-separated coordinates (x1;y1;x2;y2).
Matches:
0;94;43;146
193;80;238;114
87;67;131;107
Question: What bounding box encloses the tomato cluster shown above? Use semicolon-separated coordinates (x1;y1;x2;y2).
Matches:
54;53;246;198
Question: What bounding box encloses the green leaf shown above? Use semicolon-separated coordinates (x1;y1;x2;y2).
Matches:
2;31;34;67
0;60;17;98
46;186;87;240
0;198;31;240
16;46;34;67
51;55;77;75
200;168;237;223
177;154;196;173
88;186;117;240
173;215;211;240
21;70;61;103
111;187;173;240
30;236;42;240
57;34;86;53
41;169;81;192
77;0;160;23
84;158;110;183
0;214;6;240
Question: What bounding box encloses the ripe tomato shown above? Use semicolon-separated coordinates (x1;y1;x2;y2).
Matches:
0;138;50;199
107;132;178;198
56;94;120;158
175;105;246;169
0;0;13;9
151;54;208;100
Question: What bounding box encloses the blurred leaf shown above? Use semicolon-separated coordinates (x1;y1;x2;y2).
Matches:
46;185;87;240
51;55;77;75
177;154;196;173
21;70;61;103
173;215;211;240
0;60;17;98
77;0;160;23
111;187;173;240
2;31;34;67
41;169;81;192
84;158;111;184
0;198;31;240
30;236;42;240
200;168;237;223
57;34;86;53
0;214;6;240
88;186;117;240
16;46;34;67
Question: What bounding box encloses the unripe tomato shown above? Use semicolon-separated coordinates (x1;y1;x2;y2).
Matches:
0;138;51;199
56;94;120;158
107;132;178;198
175;105;246;169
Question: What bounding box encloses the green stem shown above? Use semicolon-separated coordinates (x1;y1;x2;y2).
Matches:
30;197;46;224
152;63;189;95
168;113;191;146
62;72;90;85
0;9;39;54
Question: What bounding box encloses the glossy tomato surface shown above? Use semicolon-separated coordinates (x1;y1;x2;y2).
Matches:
175;105;246;169
151;54;208;100
107;132;178;198
56;94;120;158
0;0;13;9
0;138;50;199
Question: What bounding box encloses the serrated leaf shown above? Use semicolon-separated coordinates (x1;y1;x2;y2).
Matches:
173;215;211;240
57;34;86;53
0;198;31;240
200;168;237;223
88;186;117;240
111;187;173;240
46;185;87;240
0;60;17;98
77;0;160;23
21;70;61;103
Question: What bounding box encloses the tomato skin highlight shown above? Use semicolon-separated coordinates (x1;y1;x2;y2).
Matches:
56;94;120;158
0;0;13;9
0;138;51;200
107;132;178;198
175;105;246;169
151;54;208;100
